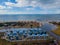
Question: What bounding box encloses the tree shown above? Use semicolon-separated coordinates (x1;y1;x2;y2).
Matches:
30;24;33;28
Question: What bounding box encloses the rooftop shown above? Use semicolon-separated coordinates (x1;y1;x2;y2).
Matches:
4;28;49;42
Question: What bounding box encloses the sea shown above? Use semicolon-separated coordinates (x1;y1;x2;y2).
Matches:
0;14;60;22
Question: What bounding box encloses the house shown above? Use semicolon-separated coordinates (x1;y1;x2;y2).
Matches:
3;28;49;42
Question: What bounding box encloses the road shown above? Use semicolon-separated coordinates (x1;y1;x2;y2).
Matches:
42;22;60;40
46;30;60;40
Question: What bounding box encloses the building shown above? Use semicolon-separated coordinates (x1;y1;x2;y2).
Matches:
4;28;49;42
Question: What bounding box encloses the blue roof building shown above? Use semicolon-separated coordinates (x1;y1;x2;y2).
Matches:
4;28;49;42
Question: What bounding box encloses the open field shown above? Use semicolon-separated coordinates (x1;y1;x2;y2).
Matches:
52;25;60;36
49;22;60;36
0;39;57;45
52;25;60;45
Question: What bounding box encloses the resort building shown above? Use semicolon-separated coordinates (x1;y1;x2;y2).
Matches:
3;28;49;42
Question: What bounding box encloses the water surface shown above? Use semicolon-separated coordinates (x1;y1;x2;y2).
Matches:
0;14;60;22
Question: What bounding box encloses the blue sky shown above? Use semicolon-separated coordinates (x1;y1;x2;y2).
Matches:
0;0;60;14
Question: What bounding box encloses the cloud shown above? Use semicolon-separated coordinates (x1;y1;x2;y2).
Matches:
5;2;15;6
0;5;12;10
15;0;29;7
5;0;29;7
0;0;60;14
0;10;23;14
4;0;60;9
0;5;6;9
29;0;60;10
26;8;34;10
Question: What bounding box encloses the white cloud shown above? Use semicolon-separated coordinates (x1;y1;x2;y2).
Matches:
26;7;34;10
5;0;29;7
15;0;29;7
4;0;60;9
0;10;23;14
0;4;12;10
5;2;15;6
0;0;60;14
29;0;60;10
0;5;6;9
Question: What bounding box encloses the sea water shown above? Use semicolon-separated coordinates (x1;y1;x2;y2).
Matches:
0;14;60;22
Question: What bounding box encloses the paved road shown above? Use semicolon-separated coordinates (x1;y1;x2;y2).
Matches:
46;30;60;40
42;22;60;40
46;30;60;45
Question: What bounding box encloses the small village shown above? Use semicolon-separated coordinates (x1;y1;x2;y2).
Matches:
0;21;59;45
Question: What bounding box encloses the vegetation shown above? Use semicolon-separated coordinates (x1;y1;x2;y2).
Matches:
49;22;60;25
0;21;39;29
0;38;53;45
49;21;60;36
52;25;60;36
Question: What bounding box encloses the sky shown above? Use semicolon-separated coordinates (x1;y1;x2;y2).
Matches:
0;0;60;14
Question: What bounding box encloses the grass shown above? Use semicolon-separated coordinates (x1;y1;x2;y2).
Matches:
52;25;60;36
0;39;50;45
0;36;54;45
